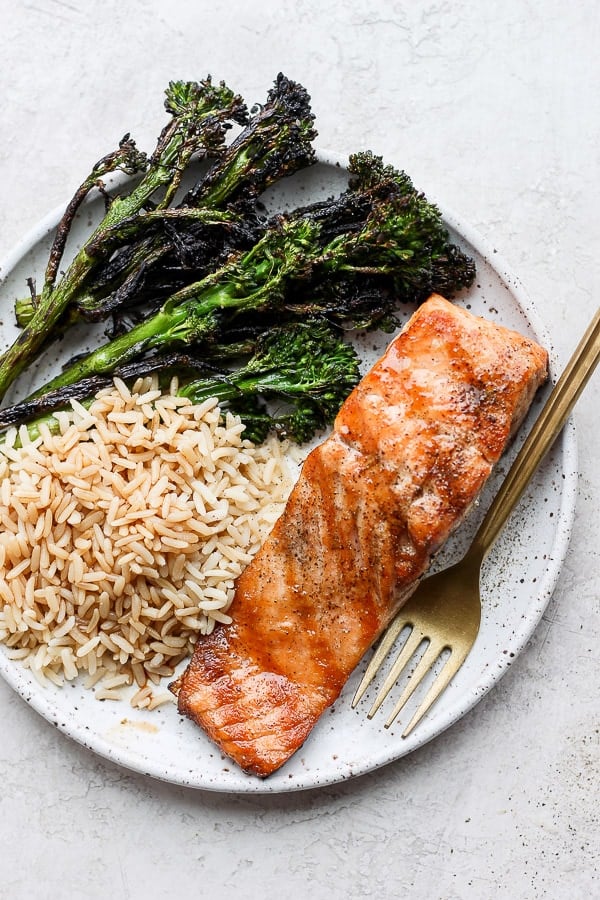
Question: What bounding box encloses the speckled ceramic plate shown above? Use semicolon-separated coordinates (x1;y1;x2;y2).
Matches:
0;152;578;793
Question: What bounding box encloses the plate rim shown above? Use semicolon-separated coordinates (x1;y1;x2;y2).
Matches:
0;150;579;793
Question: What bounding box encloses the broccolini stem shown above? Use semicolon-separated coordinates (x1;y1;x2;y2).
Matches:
44;135;148;293
25;304;208;396
84;207;241;257
25;219;316;397
24;275;277;398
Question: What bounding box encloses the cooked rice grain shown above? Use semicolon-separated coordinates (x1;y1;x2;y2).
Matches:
0;378;293;707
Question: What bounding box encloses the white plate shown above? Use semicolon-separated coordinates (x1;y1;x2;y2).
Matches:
0;151;578;793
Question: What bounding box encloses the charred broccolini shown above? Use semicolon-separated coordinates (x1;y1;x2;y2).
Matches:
72;73;317;327
0;322;361;446
24;151;475;400
0;76;477;447
13;74;317;335
0;78;248;402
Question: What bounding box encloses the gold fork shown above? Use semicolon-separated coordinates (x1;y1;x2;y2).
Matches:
352;306;600;737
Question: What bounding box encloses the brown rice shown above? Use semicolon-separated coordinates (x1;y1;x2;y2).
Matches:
0;377;293;708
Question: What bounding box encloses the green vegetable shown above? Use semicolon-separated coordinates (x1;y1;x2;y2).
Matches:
14;74;317;335
177;320;361;442
0;322;360;446
0;77;248;402
25;151;475;400
0;76;477;452
73;73;317;326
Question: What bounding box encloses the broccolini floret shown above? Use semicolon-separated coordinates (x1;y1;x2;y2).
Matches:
177;320;361;442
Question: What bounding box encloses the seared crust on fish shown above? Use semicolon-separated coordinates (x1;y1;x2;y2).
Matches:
172;295;548;776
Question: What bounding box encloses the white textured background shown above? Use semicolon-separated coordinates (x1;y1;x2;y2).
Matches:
0;2;598;897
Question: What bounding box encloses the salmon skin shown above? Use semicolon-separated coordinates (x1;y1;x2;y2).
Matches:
172;294;548;777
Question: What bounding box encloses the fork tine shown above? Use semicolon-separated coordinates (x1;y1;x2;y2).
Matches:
367;626;425;719
382;639;445;728
351;613;409;708
398;643;471;737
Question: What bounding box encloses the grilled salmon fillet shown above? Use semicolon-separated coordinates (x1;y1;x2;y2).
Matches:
172;294;548;776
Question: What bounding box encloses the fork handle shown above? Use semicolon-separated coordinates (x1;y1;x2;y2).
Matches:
469;306;600;560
